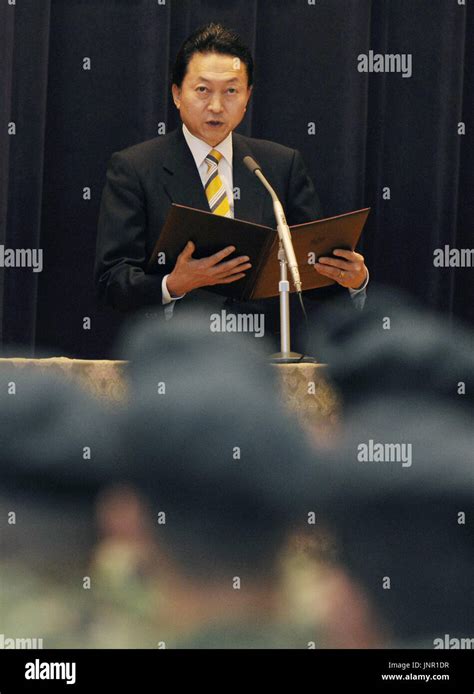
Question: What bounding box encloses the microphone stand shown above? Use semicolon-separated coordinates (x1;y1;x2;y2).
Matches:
261;179;316;363
242;155;316;363
270;241;315;364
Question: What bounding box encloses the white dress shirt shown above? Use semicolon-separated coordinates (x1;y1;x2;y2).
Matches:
162;123;368;312
162;124;234;310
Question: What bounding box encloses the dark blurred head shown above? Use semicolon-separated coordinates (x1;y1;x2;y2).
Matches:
303;291;474;642
0;368;113;589
0;366;116;493
315;396;474;645
306;287;474;416
113;307;318;582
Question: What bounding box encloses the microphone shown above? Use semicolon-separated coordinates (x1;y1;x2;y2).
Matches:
243;155;302;293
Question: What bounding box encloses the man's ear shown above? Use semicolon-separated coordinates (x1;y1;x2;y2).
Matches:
171;83;181;109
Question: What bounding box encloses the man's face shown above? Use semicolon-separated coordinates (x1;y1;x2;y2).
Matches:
172;52;252;146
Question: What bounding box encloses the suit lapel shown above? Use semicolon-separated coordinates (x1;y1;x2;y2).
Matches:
161;128;269;225
162;128;210;211
232;133;267;225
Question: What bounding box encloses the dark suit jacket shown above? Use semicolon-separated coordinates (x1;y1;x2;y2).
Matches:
95;127;347;341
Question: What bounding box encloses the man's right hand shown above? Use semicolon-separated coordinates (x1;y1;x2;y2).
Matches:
166;241;252;297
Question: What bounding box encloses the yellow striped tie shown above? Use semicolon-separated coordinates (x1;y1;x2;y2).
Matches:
204;149;231;217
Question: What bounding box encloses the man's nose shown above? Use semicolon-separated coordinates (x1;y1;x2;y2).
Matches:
208;95;224;112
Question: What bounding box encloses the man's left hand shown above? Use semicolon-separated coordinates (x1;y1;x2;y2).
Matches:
314;249;368;290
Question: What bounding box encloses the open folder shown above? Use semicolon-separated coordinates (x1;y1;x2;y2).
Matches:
147;203;370;300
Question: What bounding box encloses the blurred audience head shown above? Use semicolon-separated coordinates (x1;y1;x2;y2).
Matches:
307;287;474;415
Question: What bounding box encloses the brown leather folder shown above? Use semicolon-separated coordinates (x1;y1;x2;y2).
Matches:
147;203;370;300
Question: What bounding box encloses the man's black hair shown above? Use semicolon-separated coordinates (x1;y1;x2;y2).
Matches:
172;22;254;88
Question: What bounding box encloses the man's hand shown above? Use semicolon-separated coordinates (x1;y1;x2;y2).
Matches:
166;241;252;297
314;249;368;290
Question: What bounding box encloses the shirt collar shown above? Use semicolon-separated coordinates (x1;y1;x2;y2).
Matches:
182;123;233;169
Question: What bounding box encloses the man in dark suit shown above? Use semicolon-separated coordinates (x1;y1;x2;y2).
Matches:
95;23;368;347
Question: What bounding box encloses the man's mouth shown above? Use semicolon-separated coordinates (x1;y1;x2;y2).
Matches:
206;120;224;127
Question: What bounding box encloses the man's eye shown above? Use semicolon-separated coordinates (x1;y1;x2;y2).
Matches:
196;86;208;93
227;88;237;94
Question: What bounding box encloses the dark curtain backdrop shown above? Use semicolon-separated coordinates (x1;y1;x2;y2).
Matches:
1;0;472;358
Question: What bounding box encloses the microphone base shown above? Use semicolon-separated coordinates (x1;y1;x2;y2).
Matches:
269;352;317;364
